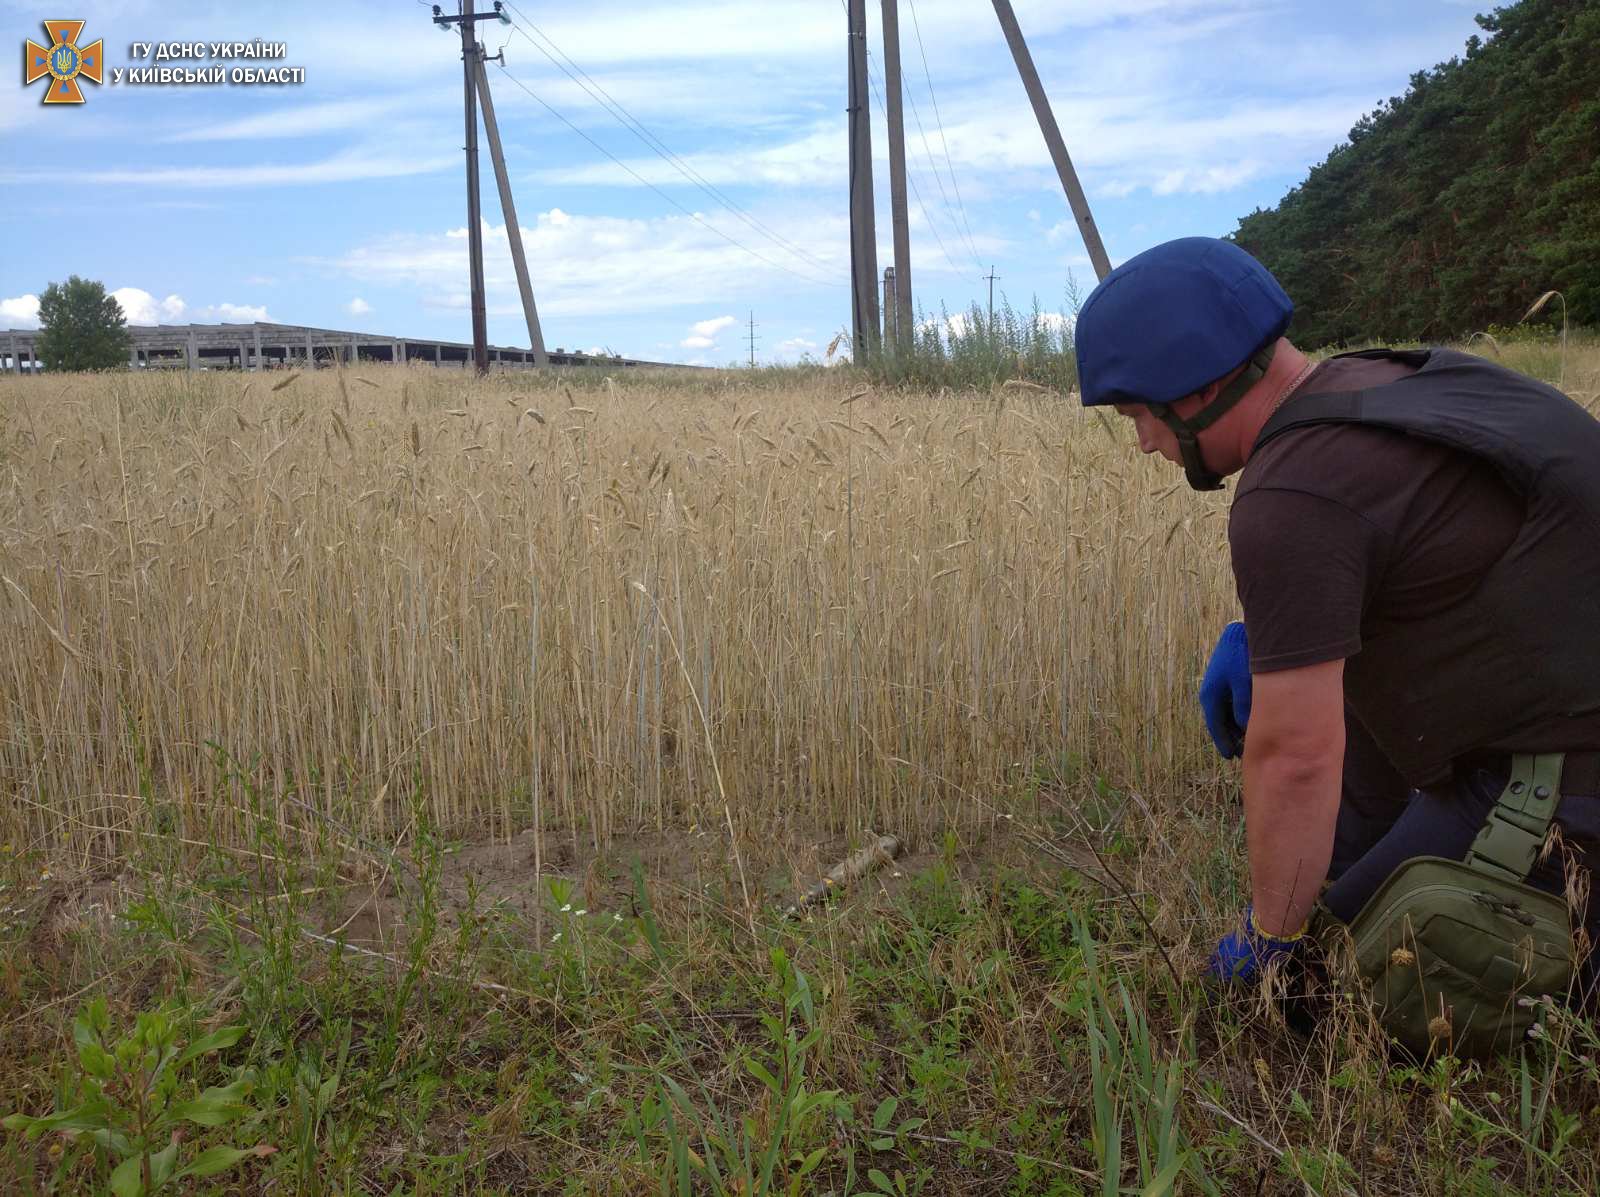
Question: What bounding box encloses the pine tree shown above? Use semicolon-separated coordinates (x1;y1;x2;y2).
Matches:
1231;0;1599;347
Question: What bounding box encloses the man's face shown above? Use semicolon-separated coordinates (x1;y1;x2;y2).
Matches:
1110;387;1224;468
1113;402;1183;464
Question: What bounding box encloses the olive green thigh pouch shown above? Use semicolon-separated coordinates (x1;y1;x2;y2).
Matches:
1343;855;1572;1058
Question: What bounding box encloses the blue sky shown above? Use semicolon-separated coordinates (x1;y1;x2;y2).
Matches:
3;0;1489;365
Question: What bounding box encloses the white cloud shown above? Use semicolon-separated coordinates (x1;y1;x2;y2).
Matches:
680;335;715;350
774;336;818;361
331;209;846;324
347;297;373;316
539;123;842;190
691;315;737;338
108;289;270;325
208;303;271;322
112;289;188;325
1;151;456;190
1152;161;1264;195
1;294;40;328
919;309;1073;343
165;99;406;143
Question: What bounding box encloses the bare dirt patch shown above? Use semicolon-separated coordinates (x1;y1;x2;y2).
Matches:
315;819;1034;951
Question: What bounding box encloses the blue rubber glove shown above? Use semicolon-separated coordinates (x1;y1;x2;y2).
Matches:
1199;621;1252;759
1208;905;1306;983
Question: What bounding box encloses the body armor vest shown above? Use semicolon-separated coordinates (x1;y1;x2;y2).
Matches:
1253;348;1600;787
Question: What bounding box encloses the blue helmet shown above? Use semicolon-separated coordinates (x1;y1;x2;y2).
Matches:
1074;237;1293;408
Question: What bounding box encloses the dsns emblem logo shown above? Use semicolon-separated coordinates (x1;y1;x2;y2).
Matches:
24;20;103;105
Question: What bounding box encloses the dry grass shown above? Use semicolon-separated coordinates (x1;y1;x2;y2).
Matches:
0;361;1243;864
1;338;1593;861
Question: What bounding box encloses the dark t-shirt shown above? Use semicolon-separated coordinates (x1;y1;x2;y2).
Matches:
1230;353;1600;753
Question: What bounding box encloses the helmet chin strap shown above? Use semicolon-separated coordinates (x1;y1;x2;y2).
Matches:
1145;344;1277;492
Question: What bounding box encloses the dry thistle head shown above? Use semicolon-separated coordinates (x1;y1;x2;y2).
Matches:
1428;1011;1453;1041
1390;947;1416;968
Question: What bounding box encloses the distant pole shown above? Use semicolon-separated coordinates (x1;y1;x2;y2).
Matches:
989;0;1111;281
459;3;488;374
433;1;516;375
847;0;880;362
746;311;759;368
883;267;896;344
880;0;913;354
986;265;1000;323
475;51;549;366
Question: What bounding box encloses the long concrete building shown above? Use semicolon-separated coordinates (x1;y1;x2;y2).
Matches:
2;320;679;373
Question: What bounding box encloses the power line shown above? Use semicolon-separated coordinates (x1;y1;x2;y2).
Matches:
862;50;976;283
904;0;982;268
488;58;840;287
500;2;841;280
745;310;759;368
835;0;973;284
884;49;981;273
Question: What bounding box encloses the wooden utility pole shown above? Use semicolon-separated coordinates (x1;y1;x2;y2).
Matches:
846;0;880;362
989;0;1111;281
433;1;514;374
458;3;488;374
880;0;913;353
475;51;549;366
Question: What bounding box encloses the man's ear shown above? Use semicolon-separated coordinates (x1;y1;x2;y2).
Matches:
1190;365;1245;413
1177;380;1221;414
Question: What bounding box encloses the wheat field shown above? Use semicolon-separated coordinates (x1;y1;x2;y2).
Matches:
4;343;1597;867
0;359;1251;866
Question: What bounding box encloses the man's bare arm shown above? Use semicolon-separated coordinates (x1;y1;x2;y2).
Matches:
1242;658;1346;936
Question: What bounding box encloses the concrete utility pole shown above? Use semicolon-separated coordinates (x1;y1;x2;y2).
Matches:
986;265;1000;323
989;0;1111;281
846;0;880;362
433;2;513;375
883;267;896;344
880;0;913;354
746;311;759;368
474;50;549;366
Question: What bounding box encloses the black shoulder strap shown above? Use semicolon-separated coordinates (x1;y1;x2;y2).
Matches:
1254;347;1450;453
1255;388;1369;452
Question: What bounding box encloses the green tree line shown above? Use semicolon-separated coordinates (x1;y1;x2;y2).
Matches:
1231;0;1599;348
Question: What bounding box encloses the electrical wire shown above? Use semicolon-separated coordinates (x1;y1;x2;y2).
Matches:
500;1;841;280
837;0;977;282
488;58;842;288
881;58;980;276
904;0;983;268
861;48;976;282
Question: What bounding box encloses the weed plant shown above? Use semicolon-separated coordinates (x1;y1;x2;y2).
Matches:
869;293;1080;394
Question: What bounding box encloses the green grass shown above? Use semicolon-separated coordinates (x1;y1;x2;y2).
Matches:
868;294;1080;395
4;753;1598;1195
